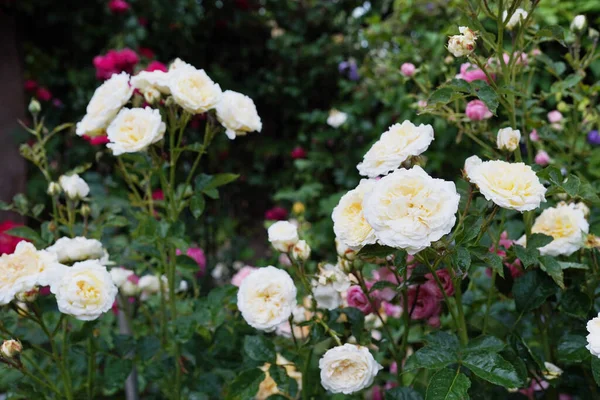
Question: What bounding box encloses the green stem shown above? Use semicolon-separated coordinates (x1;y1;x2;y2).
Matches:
87;337;96;399
451;269;469;346
482;271;496;335
62;318;73;400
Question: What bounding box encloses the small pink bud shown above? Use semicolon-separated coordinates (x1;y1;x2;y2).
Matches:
529;129;539;142
465;100;492;121
535;150;551;166
547;110;563;123
400;63;416;77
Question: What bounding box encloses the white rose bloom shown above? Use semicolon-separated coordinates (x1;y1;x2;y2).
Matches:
357;121;434;178
327;109;348;128
463;155;483;176
216;90;262;140
130;70;171;94
46;237;108;264
237;266;297;332
496;127;521;151
517;203;588;256
319;344;382;394
574;202;590;217
465;156;546;212
106;107;166;156
363;166;460;255
169;58;192;71
168;64;222;114
332;180;377;250
121;279;140;297
75;72;133;136
312;283;342;310
543;362;563;380
503;8;528;30
318;263;352;292
571;15;587;32
50;260;117;321
59;174;90;199
138;274;167;295
0;241;58;305
447;26;477;57
587;313;600;358
292;240;311;261
267;221;299;252
109;267;134;287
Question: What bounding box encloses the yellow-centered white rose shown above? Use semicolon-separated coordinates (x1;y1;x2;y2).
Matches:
267;221;299;252
75;72;133;136
496;127;521;151
363;166;460;254
237;266;297;332
168;64;222;114
332;179;377;250
216;90;262;140
465;156;546;212
357;121;434;178
319;344;382;394
106;107;166;155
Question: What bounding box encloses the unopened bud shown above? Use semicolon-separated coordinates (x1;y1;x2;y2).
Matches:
292;240;311;261
571;15;587;32
164;96;175;107
543;362;563;380
47;182;61;196
143;87;161;104
335;239;356;261
589;28;599;39
28;98;41;116
15;302;29;317
15;287;39;303
1;340;22;359
80;204;91;217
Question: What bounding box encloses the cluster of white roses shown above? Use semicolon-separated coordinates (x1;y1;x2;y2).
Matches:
0;237;117;321
109;267;176;300
333;120;460;255
75;59;262;155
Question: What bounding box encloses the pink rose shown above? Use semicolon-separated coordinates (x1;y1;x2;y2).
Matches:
290;146;307;160
138;47;155;59
506;259;523;279
534;150;551;166
93;51;119;79
456;63;489;82
265;206;288;221
465;100;492;121
383;301;402;318
425;268;454;297
24;80;38;92
83;134;110;145
529;129;539;142
109;0;130;14
36;87;52;101
531;48;542;56
347;285;376;315
407;281;441;321
115;48;139;72
146;60;168;72
400;63;416;77
498;231;514;250
503;52;528;66
371;386;384;400
547;110;563;123
231;266;256;287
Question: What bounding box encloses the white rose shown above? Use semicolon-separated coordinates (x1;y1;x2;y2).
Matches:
357;121;434;178
1;340;22;359
121;279;140;297
130;70;171;94
0;241;58;305
169;58;192;71
237;266;297;332
465;156;546;212
215;90;262;140
312;283;342;310
464;155;483;176
59;174;90;199
543;362;563;380
138;274;167;295
335;238;356;260
504;8;528;30
574;202;590;217
496;127;521;151
109;267;134;287
106;107;166;156
363;166;460;255
76;72;133;136
168;64;222;114
517;203;588;256
292;240;311;261
46;237;108;264
318;263;352;293
587;313;600;358
332;179;377;250
50;260;117;321
571;15;587;32
327;109;348;128
447;26;477;57
319;344;382;394
267;221;299;252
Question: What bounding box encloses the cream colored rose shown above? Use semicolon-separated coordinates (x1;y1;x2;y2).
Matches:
447;26;477;57
46;237;108;264
465;156;546;212
0;241;58;305
138;274;167;295
76;72;133;136
236;266;297;331
106;107;166;156
109;267;134;287
503;8;528;30
327;109;348;128
50;260;117;321
363;166;460;255
267;221;299;252
168;64;222;114
215;90;262;140
333;179;377;249
59;174;90;199
130;70;171;94
464;155;483;176
357;121;434;178
496;127;521;151
587;313;600;358
517;203;588;256
318;263;352;292
319;344;382;394
312;282;342;310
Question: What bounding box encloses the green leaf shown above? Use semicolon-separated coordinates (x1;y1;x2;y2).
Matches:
472;250;504;278
452;247;471;273
243;335;276;363
561;175;581;197
103;357;133;393
204;173;239;190
557;334;589;364
551;74;583;94
473;83;499;113
226;368;265;400
508;333;544;371
405;332;459;370
370;280;398;292
425;368;470;400
190;193;206;219
6;226;45;248
592;357;600;386
357;244;396;258
465;336;505;354
177;255;200;271
462;352;523;388
513;270;557;313
427;87;454;106
559;262;588;270
513;245;538;268
456;216;483;244
539;256;564;289
341;308;365;342
526;233;553;250
385;387;424;400
559;289;591;319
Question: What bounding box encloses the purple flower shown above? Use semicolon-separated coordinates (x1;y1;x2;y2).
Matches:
338;60;360;81
588;130;600;146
